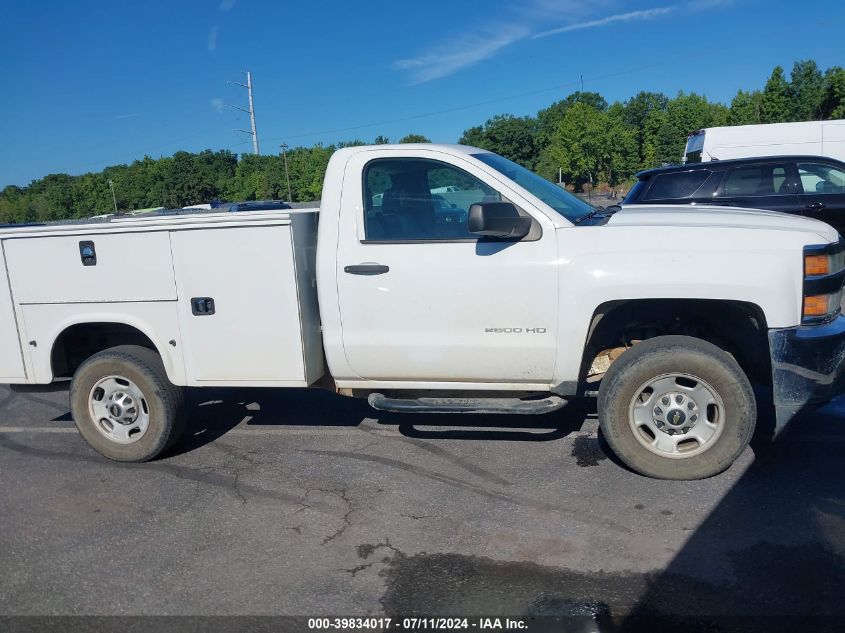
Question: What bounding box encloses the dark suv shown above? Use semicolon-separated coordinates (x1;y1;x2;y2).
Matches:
624;156;845;234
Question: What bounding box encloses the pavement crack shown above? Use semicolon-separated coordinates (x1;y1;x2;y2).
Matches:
353;440;382;454
397;437;513;487
306;448;632;535
357;538;405;561
342;562;374;577
0;435;314;510
309;487;355;546
231;468;247;504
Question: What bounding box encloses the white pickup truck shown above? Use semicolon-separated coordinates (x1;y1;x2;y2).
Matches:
2;144;844;479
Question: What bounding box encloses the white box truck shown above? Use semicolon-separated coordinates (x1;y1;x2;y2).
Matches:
2;144;845;479
684;119;845;163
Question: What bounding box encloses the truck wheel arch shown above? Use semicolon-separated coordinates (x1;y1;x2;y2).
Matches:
48;320;179;385
579;299;772;391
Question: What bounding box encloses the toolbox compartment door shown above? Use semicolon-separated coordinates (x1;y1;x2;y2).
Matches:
0;244;26;380
170;224;310;385
4;232;177;304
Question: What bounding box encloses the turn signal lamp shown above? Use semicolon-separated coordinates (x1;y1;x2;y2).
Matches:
804;254;830;277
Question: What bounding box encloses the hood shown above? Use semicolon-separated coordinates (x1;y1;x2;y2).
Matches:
606;204;839;242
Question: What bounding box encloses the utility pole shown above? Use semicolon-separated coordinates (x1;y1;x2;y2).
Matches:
580;74;584;93
227;71;260;155
108;179;118;213
280;144;292;202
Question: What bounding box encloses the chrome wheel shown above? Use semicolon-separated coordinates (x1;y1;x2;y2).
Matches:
88;376;150;444
628;373;724;459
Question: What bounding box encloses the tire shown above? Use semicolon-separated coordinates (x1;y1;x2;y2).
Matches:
70;345;186;462
597;335;755;480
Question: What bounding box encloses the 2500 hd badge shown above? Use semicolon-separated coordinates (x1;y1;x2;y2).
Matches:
484;327;547;333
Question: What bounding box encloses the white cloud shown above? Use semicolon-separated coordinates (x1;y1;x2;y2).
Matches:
114;113;140;120
393;1;718;83
208;25;219;52
210;98;225;113
533;6;675;39
394;24;530;85
219;0;236;11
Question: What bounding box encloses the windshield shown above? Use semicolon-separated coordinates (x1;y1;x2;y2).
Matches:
472;152;595;223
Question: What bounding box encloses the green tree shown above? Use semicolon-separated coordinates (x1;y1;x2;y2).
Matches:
537;91;607;146
623;91;669;166
335;139;367;148
458;114;538;168
162;151;216;208
537;102;632;188
729;89;763;125
650;92;728;163
821;66;845;119
225;154;274;201
6;58;845;224
761;66;790;123
398;134;430;143
788;60;825;120
286;144;335;202
606;103;639;183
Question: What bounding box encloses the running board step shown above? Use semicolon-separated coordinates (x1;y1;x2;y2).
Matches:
367;393;566;415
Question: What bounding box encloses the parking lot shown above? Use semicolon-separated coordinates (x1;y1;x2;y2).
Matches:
1;383;844;629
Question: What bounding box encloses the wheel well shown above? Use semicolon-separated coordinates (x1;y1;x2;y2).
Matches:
581;299;771;390
51;323;159;379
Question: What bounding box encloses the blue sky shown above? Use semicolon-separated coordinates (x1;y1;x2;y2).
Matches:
1;0;843;187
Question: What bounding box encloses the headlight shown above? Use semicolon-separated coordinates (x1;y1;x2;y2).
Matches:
802;241;845;323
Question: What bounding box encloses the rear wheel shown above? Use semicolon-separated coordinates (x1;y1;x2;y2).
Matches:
70;345;185;462
598;335;755;480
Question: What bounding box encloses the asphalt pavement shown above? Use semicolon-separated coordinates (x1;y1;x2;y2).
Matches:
1;383;843;631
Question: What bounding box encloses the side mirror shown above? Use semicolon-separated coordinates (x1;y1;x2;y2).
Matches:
468;202;532;239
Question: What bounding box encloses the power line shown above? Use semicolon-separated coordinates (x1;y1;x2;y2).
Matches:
66;123;233;174
67;53;703;176
262;54;701;146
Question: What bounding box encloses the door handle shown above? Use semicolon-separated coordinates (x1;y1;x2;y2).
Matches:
344;263;390;275
805;202;827;210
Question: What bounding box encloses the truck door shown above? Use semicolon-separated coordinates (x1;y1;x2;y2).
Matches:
335;152;558;384
795;160;845;236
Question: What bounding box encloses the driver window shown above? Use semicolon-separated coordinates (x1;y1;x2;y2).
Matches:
363;158;504;241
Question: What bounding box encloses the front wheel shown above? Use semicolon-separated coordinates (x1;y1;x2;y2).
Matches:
70;345;186;462
598;335;755;480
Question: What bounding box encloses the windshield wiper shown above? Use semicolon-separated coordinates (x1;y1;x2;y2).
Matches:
573;207;607;224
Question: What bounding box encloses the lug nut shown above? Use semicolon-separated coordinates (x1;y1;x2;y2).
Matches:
654;406;663;415
687;402;694;410
661;397;670;406
690;414;697;422
675;395;683;404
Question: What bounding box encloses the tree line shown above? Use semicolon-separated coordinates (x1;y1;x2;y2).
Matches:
2;60;843;224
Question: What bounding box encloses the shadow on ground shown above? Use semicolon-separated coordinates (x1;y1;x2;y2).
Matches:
616;401;845;632
171;388;591;457
366;401;845;632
